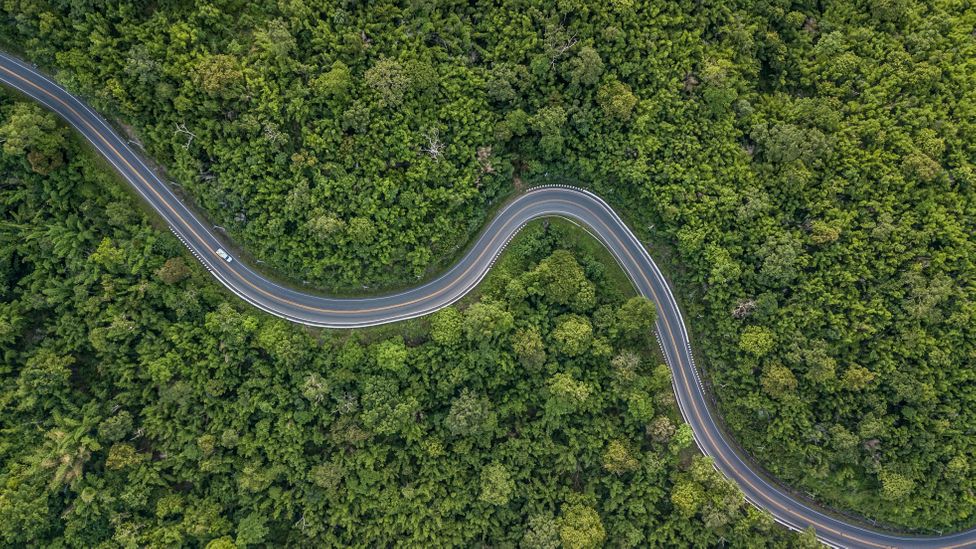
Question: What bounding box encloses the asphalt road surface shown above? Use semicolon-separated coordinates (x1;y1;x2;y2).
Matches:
1;51;973;549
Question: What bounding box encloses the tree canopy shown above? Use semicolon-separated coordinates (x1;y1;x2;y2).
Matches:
0;102;799;545
1;0;975;534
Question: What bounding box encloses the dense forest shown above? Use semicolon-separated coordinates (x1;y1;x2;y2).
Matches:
0;103;810;546
1;0;975;537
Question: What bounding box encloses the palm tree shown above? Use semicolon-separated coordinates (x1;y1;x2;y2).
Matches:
39;413;100;491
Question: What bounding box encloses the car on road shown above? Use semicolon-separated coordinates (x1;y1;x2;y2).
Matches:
215;248;233;263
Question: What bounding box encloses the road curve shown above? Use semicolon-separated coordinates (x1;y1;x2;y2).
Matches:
1;51;972;549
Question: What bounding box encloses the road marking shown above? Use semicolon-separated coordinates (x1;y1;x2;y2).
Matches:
0;54;966;549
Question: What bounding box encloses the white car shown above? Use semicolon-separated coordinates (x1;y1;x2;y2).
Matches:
215;248;233;263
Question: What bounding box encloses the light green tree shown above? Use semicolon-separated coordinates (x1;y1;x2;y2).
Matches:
559;504;606;549
552;315;593;357
479;463;515;505
602;440;639;474
597;80;637;121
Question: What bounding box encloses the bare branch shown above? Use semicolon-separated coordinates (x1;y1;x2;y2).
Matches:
732;299;757;319
545;25;578;68
477;146;494;173
421;128;445;161
263;122;283;144
174;122;196;150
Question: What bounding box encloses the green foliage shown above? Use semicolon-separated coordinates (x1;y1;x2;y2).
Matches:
671;479;705;517
1;0;972;533
533;105;568;158
313;61;353;102
669;424;695;455
479;463;515;505
235;513;269;547
463;301;514;342
602;440;639;475
365;57;411;108
558;504;606;549
0;103;66;174
625;391;655;425
512;328;546;369
527;250;595;312
105;443;147;470
430;307;463;346
739;326;775;357
522;513;560;549
156;257;191;285
205;537;236;549
568;46;604;88
880;470;915;502
445;389;497;439
672;457;747;530
373;337;409;374
0;126;800;545
615;297;657;343
545;372;592;418
193;54;243;96
15;349;72;411
597;80;638;122
760;364;798;399
552;315;593;357
97;412;132;443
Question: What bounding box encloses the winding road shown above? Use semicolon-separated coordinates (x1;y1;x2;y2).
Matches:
1;51;971;549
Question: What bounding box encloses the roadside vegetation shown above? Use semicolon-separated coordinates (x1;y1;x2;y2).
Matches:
0;108;807;546
2;0;975;533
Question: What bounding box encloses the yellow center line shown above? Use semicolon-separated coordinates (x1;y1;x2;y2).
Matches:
0;62;550;316
579;206;892;549
0;59;938;548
